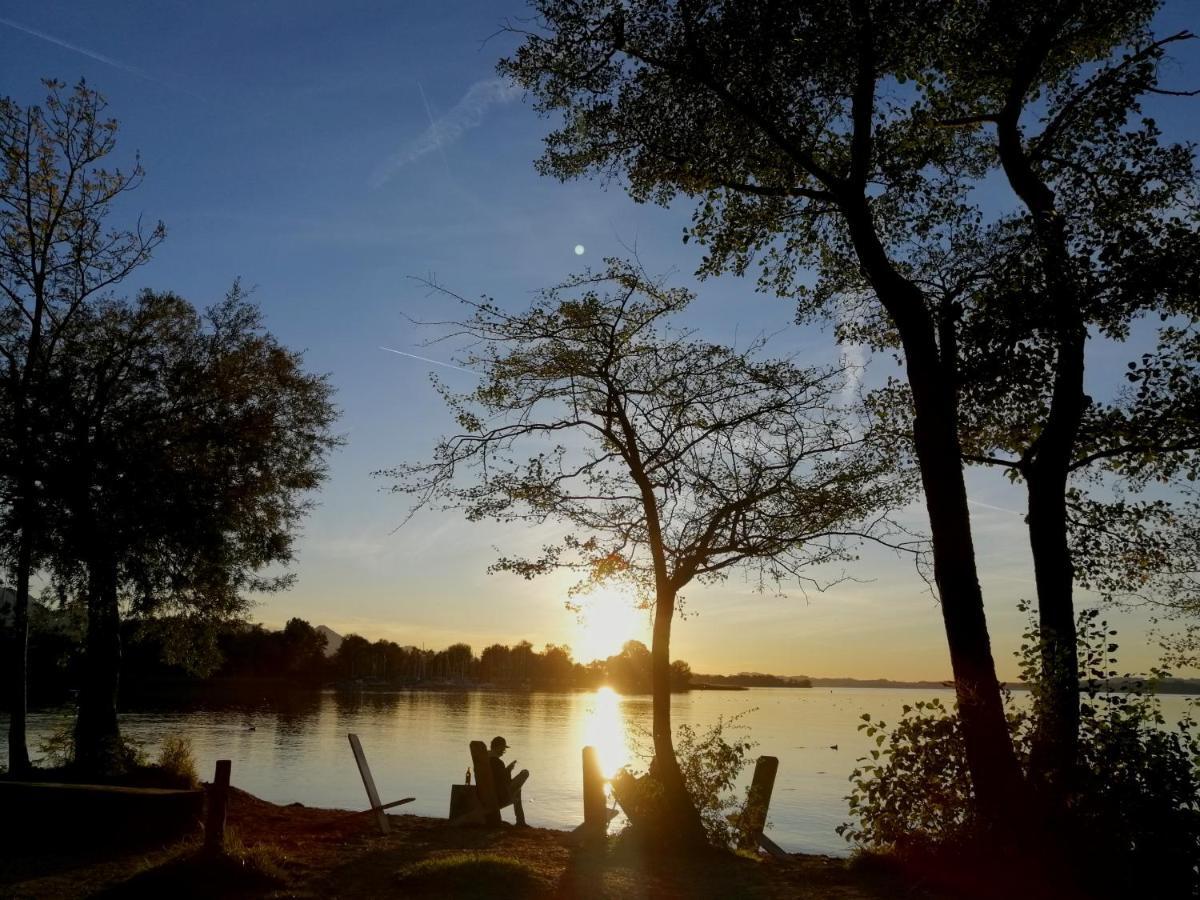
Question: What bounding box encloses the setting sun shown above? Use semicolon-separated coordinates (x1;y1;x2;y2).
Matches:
571;585;649;663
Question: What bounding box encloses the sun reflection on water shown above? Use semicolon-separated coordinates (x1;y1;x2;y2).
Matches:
581;686;630;778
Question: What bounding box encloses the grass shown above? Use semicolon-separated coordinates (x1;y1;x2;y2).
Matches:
396;852;549;899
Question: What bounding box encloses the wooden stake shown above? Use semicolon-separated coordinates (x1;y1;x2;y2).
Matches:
204;759;231;854
581;746;607;838
348;733;389;834
738;755;779;852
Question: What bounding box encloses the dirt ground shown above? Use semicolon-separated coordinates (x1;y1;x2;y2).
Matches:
1;788;957;899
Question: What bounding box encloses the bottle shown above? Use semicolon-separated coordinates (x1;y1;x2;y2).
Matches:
465;767;472;785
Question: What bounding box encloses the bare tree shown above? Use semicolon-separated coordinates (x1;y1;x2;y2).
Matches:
387;259;913;845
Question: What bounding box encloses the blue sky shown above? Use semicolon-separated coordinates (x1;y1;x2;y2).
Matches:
2;1;1197;678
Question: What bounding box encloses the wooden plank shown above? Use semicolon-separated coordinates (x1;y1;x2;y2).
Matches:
468;740;502;825
378;797;415;811
582;746;607;836
759;833;788;859
347;733;389;834
204;759;232;854
738;755;779;850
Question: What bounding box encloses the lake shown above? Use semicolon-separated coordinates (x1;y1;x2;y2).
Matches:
3;687;1196;857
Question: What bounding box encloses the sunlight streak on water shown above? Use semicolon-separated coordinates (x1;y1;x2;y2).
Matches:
581;686;630;778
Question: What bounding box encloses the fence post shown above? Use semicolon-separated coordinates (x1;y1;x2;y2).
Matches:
738;755;779;852
204;759;232;854
582;746;607;838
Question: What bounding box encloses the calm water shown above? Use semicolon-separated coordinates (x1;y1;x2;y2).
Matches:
4;687;1196;857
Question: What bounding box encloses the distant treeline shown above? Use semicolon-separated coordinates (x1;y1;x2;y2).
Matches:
692;672;812;688
6;615;696;704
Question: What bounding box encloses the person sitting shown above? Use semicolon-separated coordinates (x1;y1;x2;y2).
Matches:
487;735;529;826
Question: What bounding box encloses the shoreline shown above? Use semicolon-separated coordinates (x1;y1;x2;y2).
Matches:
0;785;952;899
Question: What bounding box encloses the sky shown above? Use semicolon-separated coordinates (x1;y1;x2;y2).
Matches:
2;1;1197;680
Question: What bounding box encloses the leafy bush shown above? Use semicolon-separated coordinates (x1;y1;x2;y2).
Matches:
625;712;757;848
156;734;200;788
838;607;1200;896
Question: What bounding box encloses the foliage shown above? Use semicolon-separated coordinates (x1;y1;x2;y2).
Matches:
676;714;758;847
838;608;1200;896
390;257;909;837
156;735;199;789
1;78;165;771
500;0;1200;814
34;718;148;770
627;713;758;848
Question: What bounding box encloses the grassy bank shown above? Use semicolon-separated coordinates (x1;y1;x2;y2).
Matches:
0;786;962;899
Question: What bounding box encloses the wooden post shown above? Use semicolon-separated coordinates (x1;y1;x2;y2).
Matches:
348;733;389;834
204;759;231;854
468;740;501;825
738;755;780;853
582;746;607;837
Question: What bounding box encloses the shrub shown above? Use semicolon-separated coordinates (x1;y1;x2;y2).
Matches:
625;712;757;848
838;607;1200;896
156;735;200;788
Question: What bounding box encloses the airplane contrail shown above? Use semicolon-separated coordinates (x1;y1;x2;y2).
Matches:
379;346;478;375
0;16;205;101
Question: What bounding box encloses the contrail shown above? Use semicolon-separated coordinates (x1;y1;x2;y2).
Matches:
0;16;206;101
1;16;153;81
370;77;522;187
415;80;453;181
967;498;1023;516
379;346;478;375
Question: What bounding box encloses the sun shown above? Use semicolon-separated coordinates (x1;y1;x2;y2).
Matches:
571;585;648;663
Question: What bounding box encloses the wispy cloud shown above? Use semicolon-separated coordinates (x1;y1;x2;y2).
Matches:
370;77;522;187
0;15;205;101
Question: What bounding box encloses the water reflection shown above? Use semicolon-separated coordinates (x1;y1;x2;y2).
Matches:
582;686;630;777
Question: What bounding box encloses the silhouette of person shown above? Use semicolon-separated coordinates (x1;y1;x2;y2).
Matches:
488;735;529;826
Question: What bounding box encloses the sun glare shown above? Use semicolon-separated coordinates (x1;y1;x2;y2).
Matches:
571;585;647;663
582;686;631;778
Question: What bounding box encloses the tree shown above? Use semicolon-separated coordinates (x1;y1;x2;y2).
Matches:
0;79;163;772
498;0;1199;827
43;287;338;771
390;260;908;844
499;0;1027;827
924;3;1200;798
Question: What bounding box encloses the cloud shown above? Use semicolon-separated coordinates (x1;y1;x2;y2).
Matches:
370;77;522;187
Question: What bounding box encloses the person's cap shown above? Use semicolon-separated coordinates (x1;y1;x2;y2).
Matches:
490;736;509;751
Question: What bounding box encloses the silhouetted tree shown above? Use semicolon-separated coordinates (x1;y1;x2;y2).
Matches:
498;0;1199;827
0;79;163;773
43;287;338;772
390;261;908;845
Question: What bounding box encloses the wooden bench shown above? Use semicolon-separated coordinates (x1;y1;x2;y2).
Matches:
347;733;414;834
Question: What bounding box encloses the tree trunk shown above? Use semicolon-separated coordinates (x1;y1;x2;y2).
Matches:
649;587;707;848
7;529;34;775
1025;465;1081;797
75;554;124;775
909;379;1025;831
844;206;1026;832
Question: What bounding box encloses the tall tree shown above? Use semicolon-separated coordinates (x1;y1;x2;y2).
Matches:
933;4;1199;796
390;260;909;844
44;287;339;771
0;80;163;772
500;0;1200;825
499;0;1028;825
